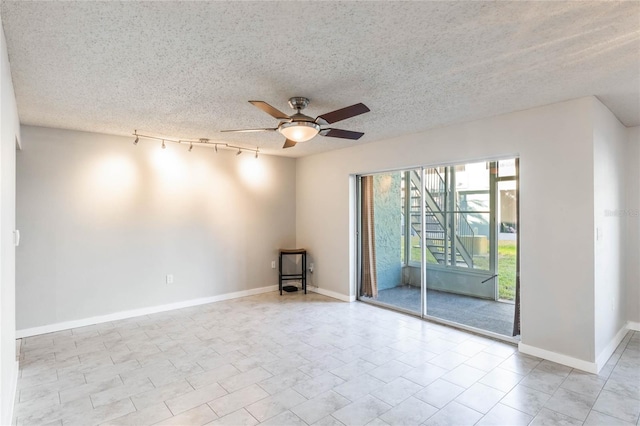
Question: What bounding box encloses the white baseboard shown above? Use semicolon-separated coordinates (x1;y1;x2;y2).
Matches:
627;321;640;331
308;286;355;302
16;285;278;338
595;324;631;372
518;342;598;374
520;322;634;375
3;360;18;426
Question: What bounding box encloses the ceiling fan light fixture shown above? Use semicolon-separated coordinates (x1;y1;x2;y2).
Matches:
279;121;320;143
221;98;369;149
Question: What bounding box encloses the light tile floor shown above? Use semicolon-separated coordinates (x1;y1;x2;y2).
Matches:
13;292;640;426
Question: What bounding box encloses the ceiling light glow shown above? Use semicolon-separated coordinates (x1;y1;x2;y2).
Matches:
279;121;320;142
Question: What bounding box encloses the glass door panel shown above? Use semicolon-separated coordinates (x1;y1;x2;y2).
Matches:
424;159;516;337
497;178;517;302
358;169;423;315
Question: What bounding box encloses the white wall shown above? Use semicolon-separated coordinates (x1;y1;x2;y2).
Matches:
592;101;629;365
627;126;640;327
0;17;20;426
16;126;296;331
297;97;599;366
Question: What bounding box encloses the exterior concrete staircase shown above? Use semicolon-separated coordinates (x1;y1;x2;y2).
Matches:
403;169;474;268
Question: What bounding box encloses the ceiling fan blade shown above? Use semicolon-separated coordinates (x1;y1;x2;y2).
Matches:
316;103;370;124
220;128;277;133
283;139;297;149
249;101;290;120
319;128;365;140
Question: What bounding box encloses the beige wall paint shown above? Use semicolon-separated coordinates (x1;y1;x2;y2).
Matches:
296;97;599;363
0;17;20;426
592;101;629;361
10;98;638;378
16;126;296;330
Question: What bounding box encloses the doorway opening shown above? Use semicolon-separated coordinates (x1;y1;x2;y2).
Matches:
357;159;520;338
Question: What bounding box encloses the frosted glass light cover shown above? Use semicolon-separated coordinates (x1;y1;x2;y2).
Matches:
279;122;320;142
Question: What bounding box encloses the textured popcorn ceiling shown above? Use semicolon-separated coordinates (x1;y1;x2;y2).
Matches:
1;1;638;157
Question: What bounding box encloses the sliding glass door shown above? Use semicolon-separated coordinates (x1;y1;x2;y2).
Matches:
357;158;520;338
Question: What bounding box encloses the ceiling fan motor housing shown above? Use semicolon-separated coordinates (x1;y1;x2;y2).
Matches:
279;97;320;142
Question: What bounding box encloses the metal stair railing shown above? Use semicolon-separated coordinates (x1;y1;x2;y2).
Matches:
406;169;474;268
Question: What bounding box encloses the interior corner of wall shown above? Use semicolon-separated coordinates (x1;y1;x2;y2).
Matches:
595;324;631;372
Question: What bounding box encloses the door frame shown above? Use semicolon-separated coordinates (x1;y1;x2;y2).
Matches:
353;157;520;343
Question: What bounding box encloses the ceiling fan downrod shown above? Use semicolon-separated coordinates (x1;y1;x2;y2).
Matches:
288;97;310;112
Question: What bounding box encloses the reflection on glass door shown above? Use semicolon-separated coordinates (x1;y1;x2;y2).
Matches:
358;170;423;315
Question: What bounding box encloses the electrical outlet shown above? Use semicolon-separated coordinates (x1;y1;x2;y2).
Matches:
309;263;314;273
166;274;174;284
271;261;276;269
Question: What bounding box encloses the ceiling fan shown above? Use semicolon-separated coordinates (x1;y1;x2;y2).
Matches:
221;97;370;149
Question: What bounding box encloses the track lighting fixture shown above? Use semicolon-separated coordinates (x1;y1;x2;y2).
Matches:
131;131;260;158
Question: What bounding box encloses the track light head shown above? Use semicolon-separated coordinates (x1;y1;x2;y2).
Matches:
188;142;193;152
215;144;218;153
161;140;166;149
236;148;242;156
134;136;139;145
255;149;259;159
